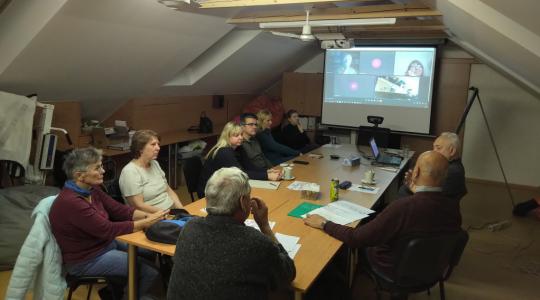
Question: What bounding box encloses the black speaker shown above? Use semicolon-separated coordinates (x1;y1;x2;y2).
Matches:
212;95;224;109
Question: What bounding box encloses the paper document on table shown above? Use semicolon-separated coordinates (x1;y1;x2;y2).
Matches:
302;200;373;225
245;219;276;231
287;181;318;191
275;233;301;259
249;180;280;190
349;184;380;194
322;144;343;149
329;200;375;215
287;244;301;259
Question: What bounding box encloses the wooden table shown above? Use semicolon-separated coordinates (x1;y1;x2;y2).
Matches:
117;144;412;300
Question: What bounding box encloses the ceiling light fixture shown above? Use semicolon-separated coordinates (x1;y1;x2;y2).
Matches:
259;17;396;29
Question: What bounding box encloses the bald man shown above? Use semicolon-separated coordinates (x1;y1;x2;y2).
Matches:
305;151;462;277
398;132;467;201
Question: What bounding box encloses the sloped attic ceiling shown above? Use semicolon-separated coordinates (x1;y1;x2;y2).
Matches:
154;30;321;96
0;0;320;119
434;0;540;97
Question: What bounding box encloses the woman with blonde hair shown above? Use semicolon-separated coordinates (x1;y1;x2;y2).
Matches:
256;110;300;165
198;121;278;196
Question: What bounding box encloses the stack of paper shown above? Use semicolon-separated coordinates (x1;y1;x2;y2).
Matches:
307;153;323;159
287;181;319;191
302;200;375;225
249;180;280;190
244;220;301;258
275;233;301;259
322;144;343;149
244;219;276;231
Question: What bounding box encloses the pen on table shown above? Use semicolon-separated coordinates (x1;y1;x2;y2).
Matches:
378;167;398;173
269;182;278;187
360;186;375;191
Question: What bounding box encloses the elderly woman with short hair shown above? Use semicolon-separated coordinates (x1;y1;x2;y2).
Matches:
49;147;166;298
119;129;183;213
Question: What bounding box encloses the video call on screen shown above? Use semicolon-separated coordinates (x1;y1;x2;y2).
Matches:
324;47;436;108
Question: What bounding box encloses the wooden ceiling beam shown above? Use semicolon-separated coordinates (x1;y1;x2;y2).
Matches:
228;4;441;24
199;0;379;9
346;31;448;39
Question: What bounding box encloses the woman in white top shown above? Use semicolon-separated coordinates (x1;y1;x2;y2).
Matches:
119;129;183;213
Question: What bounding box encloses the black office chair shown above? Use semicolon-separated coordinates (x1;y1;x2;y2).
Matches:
357;126;391;148
66;274;125;300
363;230;469;300
182;156;203;201
0;160;25;187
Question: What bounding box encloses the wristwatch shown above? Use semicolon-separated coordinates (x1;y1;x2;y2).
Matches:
321;220;328;229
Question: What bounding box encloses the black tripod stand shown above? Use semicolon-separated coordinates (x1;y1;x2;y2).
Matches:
455;87;515;206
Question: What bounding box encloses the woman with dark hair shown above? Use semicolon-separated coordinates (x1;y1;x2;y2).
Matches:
282;109;319;153
255;110;300;165
49;147;166;299
119;129;183;213
406;60;424;76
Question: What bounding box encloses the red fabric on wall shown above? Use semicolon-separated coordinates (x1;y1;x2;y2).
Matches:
243;95;284;128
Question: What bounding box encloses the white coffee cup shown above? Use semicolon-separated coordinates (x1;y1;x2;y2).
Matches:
364;169;375;183
283;166;293;179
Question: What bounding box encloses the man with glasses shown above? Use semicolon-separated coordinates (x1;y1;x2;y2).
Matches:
239;113;281;181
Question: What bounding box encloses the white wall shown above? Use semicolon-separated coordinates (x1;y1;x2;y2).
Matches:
294;53;324;73
463;64;540;187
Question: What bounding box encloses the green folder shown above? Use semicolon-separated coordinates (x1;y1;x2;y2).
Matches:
288;202;323;218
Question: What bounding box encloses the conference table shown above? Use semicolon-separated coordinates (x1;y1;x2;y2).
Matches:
117;144;412;300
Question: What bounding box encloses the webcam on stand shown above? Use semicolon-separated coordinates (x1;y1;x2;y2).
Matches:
367;116;384;127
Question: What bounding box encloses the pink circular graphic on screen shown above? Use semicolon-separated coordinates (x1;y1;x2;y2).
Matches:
371;58;382;69
350;82;358;90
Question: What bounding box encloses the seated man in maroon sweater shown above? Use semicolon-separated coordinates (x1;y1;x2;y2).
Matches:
49;147;167;299
304;151;462;277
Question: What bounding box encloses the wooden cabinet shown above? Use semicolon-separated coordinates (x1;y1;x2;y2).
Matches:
281;72;323;116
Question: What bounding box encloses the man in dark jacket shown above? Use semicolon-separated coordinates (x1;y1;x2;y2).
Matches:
304;151;462;277
167;167;296;300
238;113;274;169
398;132;467;201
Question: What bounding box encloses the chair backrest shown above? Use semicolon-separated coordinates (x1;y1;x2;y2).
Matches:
393;230;469;288
357;126;391;148
182;156;203;200
0;160;25;187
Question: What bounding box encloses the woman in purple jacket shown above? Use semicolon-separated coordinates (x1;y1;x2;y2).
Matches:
49;147;167;299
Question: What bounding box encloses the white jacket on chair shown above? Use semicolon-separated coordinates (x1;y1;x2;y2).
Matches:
5;195;66;300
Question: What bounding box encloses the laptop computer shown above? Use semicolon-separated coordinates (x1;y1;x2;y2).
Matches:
369;137;403;166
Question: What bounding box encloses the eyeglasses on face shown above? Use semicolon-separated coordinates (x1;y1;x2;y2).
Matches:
89;163;105;171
